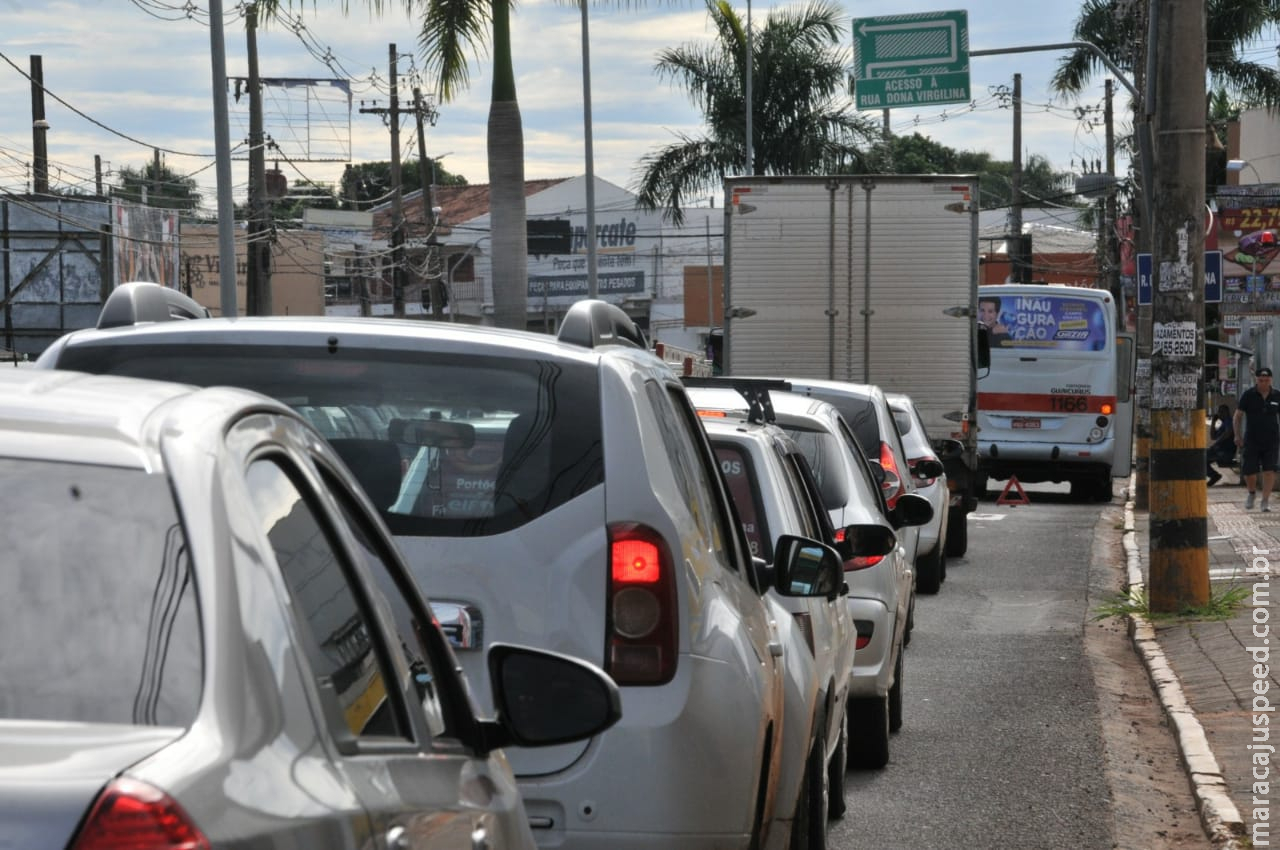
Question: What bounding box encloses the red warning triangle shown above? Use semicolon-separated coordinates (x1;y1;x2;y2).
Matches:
996;475;1031;506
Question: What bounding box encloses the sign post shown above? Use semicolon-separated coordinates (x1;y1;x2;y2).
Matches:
853;11;970;110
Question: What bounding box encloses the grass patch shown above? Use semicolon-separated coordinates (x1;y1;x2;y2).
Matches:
1092;584;1251;622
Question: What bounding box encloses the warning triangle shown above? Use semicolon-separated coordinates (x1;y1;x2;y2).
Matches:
996;475;1031;506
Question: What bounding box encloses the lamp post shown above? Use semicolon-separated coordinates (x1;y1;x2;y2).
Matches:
1227;158;1262;184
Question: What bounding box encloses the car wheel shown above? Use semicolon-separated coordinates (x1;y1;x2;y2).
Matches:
945;506;968;558
848;695;890;769
974;472;989;501
1095;474;1113;503
889;650;904;733
915;543;943;595
827;704;848;820
790;728;829;850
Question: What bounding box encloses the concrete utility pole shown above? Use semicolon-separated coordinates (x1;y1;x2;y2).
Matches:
1009;73;1024;282
1133;3;1158;511
413;88;446;319
388;44;406;318
29;55;48;194
245;3;272;317
207;0;238;317
1148;0;1208;613
1104;78;1121;309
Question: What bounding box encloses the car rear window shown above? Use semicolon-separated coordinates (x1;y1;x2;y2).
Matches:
777;425;851;511
710;443;771;560
57;344;605;537
798;391;881;458
0;459;202;727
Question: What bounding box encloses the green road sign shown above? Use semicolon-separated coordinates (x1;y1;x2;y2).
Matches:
853;10;970;110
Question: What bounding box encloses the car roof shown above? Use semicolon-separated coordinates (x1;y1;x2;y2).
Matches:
0;369;284;469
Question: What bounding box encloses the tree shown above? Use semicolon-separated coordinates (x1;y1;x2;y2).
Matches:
635;0;879;224
340;159;469;210
112;161;202;212
1053;0;1280;108
419;0;530;328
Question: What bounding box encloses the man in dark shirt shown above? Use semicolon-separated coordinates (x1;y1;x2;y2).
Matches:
1234;367;1280;511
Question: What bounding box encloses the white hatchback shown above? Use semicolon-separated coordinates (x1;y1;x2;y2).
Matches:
887;392;955;594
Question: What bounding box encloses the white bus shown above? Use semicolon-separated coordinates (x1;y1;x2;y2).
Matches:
976;284;1133;502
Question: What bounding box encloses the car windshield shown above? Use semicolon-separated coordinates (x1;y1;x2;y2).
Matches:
0;458;202;727
57;344;605;537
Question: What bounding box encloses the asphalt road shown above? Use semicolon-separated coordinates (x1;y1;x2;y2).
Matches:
827;484;1119;849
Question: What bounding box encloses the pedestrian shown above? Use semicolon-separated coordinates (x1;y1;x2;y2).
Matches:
1206;403;1235;486
1234;367;1280;510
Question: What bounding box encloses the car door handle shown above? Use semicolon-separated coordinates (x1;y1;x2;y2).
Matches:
386;825;409;850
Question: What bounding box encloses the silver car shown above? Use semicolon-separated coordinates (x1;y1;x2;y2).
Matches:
887;392;958;594
0;369;620;849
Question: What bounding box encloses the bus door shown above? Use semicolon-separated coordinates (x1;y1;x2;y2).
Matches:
1112;332;1136;478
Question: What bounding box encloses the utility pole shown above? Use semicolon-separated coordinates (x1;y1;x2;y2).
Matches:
1104;78;1121;309
1009;73;1024;282
29;55;48;194
1133;1;1158;511
245;3;272;316
1148;0;1208;613
413;87;445;319
94;155;103;198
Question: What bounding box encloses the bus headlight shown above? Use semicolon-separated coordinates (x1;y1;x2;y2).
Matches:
1089;427;1105;443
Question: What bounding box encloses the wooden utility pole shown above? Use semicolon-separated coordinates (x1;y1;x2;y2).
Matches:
29;55;48;194
359;46;412;318
1009;73;1025;282
1148;0;1208;613
245;3;272;316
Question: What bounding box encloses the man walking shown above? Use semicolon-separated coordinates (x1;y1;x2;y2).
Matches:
1235;367;1280;510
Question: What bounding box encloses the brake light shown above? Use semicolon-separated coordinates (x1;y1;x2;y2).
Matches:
607;523;678;685
853;619;874;651
846;554;884;571
879;442;903;508
697;409;728;418
908;455;938;487
70;778;210;850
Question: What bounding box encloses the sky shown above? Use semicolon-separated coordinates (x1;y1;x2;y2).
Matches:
0;0;1146;214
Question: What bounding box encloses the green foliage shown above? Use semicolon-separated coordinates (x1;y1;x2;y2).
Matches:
338;159;468;210
1092;584;1251;621
112;161;201;212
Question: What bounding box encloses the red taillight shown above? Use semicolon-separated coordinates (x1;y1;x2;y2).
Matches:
908;455;938;488
607;523;678;686
846;554;884;571
879;442;903;508
70;778;210;850
853;619;874;651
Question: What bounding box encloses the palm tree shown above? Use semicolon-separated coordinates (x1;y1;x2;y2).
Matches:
419;0;529;329
635;0;879;224
1053;0;1280;107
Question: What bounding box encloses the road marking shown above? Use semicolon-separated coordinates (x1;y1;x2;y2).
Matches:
969;513;1007;521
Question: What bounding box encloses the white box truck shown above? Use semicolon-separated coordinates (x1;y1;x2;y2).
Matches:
720;174;985;557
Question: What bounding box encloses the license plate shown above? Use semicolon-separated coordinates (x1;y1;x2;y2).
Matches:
1011;418;1041;430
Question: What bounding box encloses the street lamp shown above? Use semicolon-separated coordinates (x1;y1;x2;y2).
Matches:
1227;158;1263;184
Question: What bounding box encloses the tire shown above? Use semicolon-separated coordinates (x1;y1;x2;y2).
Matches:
1095;474;1113;503
848;695;890;769
904;597;915;647
790;730;829;850
945;506;968;558
915;543;943;595
827;706;848;820
974;472;989;501
888;650;904;733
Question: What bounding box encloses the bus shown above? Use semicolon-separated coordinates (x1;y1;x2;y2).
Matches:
976;284;1133;501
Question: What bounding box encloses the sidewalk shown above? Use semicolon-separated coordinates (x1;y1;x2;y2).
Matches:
1127;470;1280;848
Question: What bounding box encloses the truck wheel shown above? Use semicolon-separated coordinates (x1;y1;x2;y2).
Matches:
915;544;943;594
945;507;968;557
848;695;890;769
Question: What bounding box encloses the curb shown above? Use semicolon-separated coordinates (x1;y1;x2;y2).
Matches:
1121;491;1247;849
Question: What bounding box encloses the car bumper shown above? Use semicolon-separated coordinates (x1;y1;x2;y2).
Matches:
844;596;896;697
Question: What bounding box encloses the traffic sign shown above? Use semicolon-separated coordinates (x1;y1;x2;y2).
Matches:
1137;251;1223;305
853;11;970;110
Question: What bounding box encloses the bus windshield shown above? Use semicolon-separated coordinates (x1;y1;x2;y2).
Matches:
980;292;1110;352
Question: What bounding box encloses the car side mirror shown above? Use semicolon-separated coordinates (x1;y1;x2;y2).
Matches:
478;644;622;754
772;534;844;601
837;523;897;563
912;458;945;480
891;492;934;529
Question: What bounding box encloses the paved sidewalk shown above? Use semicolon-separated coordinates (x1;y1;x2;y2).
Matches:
1127;470;1280;849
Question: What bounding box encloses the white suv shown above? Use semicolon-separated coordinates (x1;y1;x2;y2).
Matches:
38;282;843;850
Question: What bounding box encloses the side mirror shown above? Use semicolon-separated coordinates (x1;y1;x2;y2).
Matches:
911;458;945;480
479;644;622;753
772;534;844;600
837;523;897;564
932;438;964;461
891;492;934;529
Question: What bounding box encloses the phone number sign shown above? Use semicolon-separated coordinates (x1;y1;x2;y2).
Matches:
1153;321;1197;359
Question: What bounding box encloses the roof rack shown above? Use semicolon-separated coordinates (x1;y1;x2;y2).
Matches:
682;376;791;425
97;281;212;329
557;299;648;350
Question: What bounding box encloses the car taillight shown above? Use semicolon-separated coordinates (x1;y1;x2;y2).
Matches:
846;554;884;571
879;442;903;508
909;455;938;487
607;523;677;685
70;778;210;850
853;619;874;651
